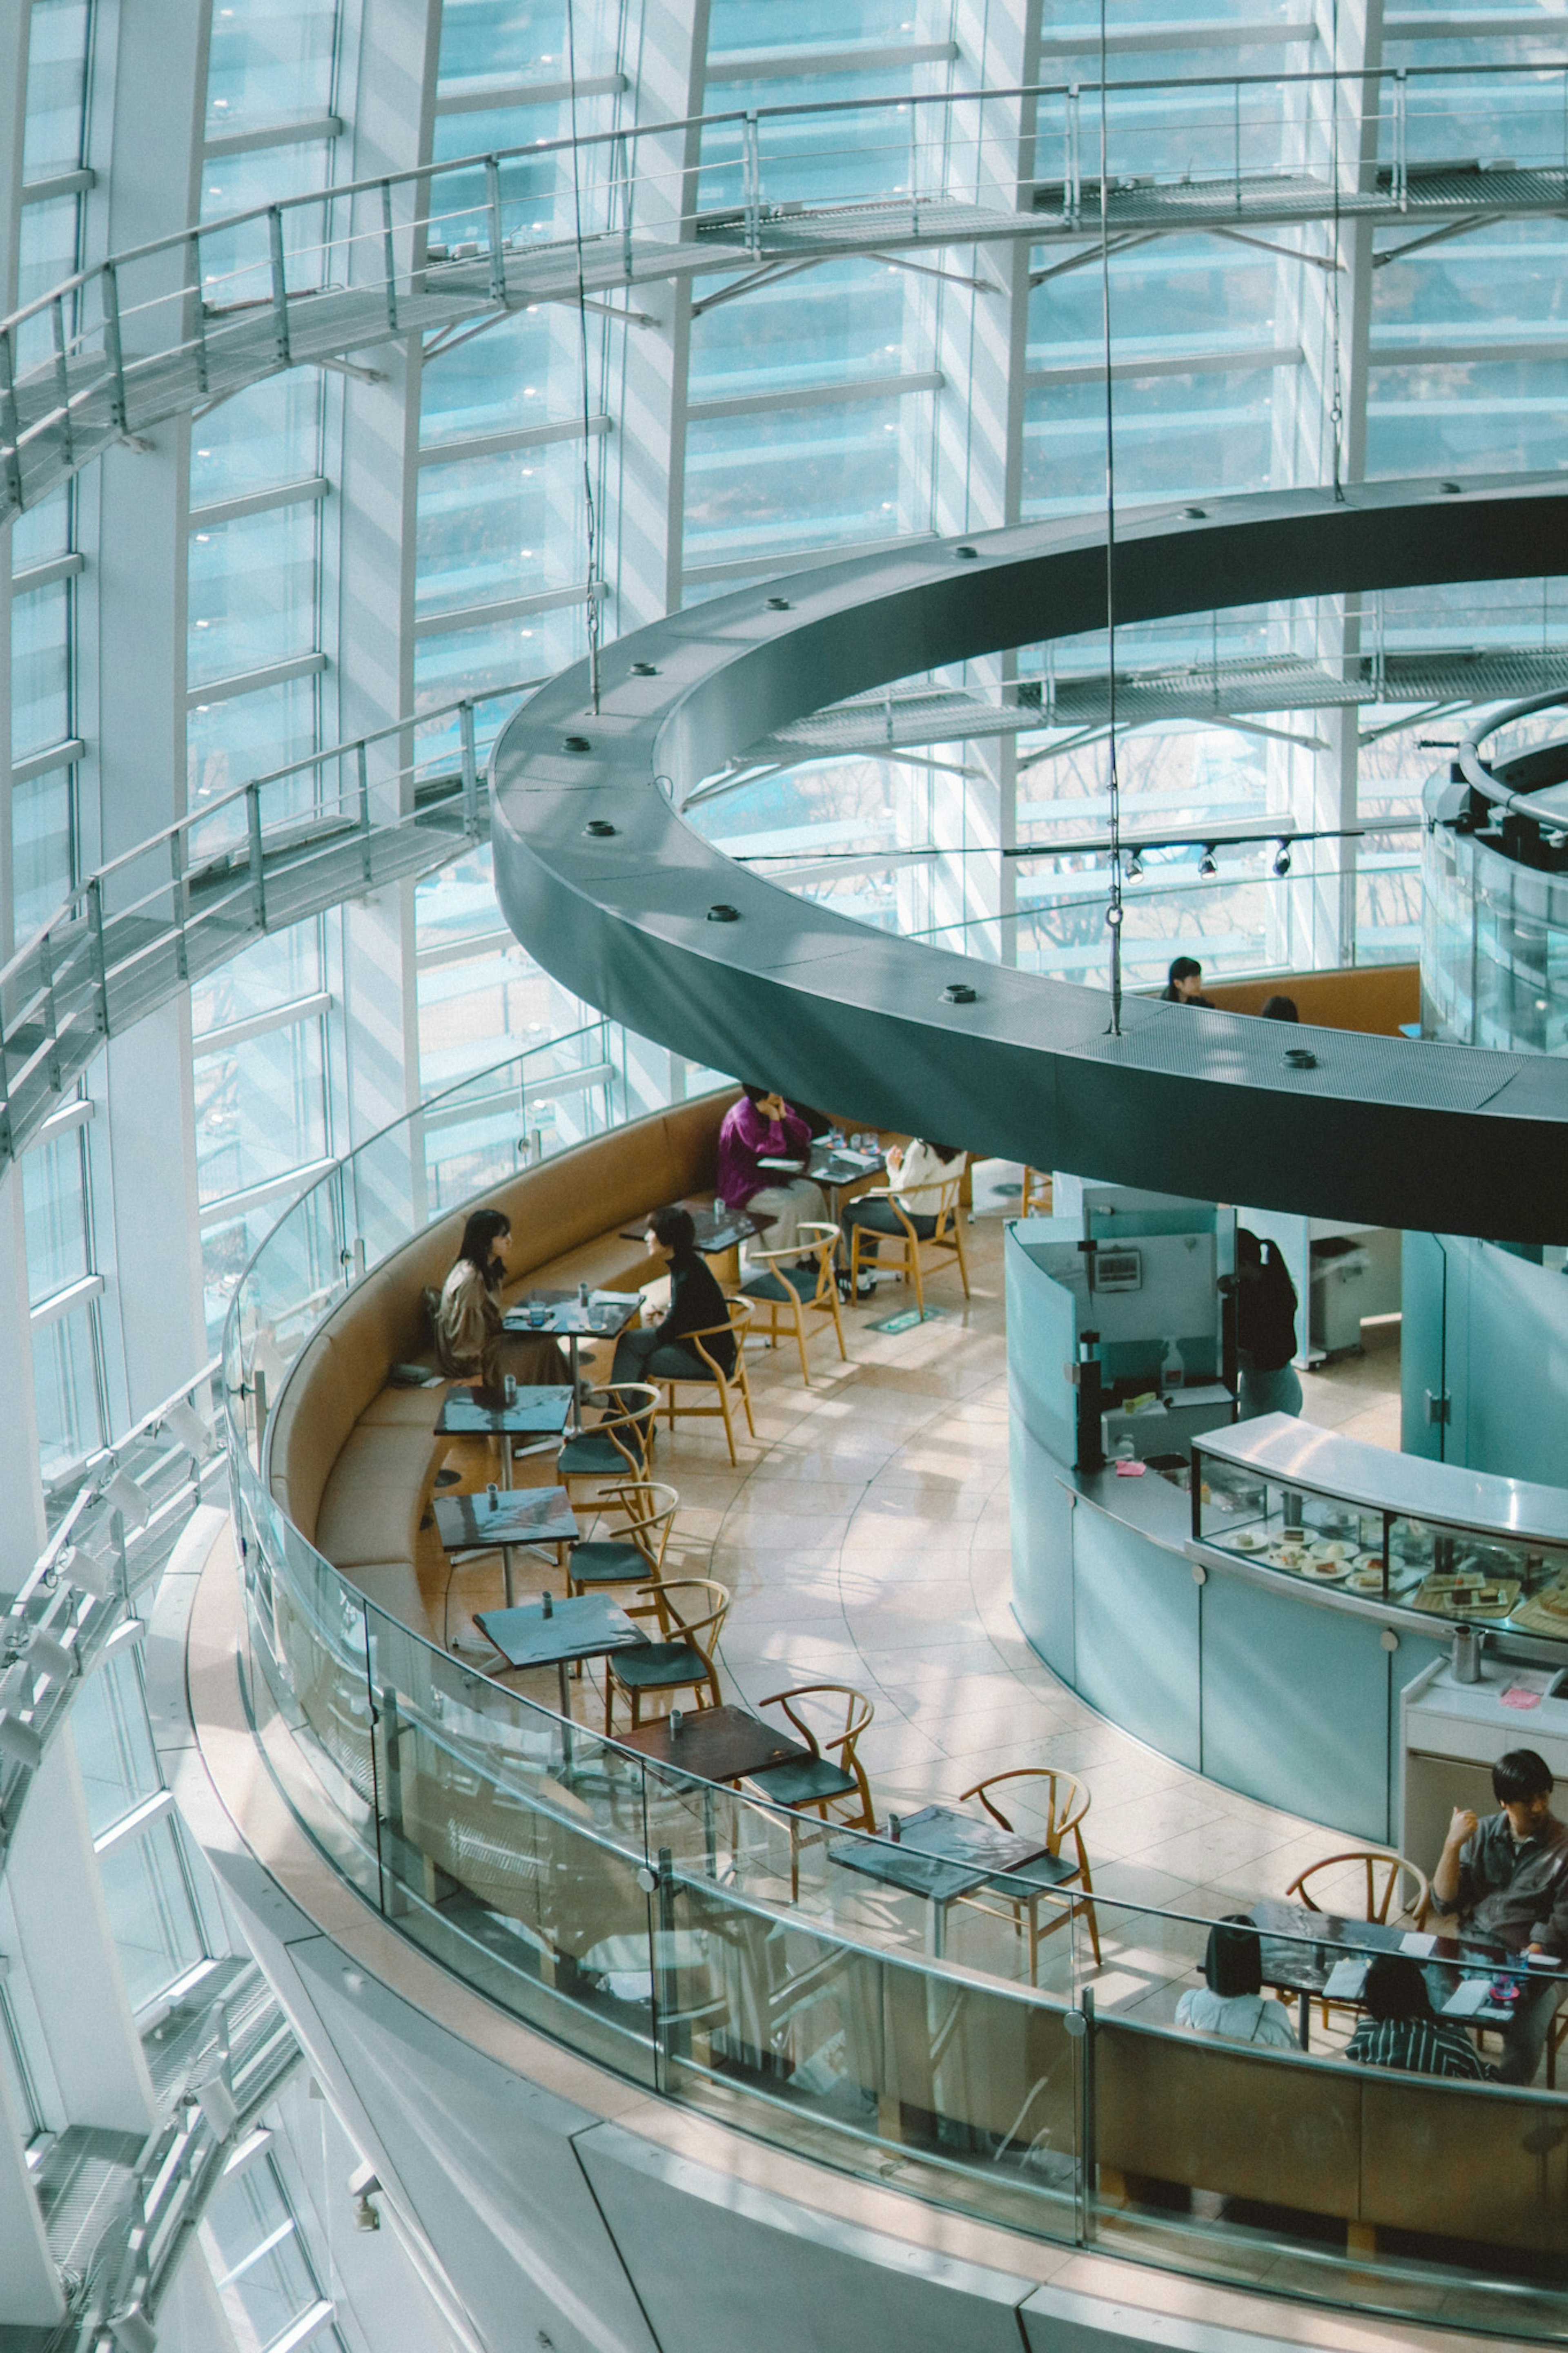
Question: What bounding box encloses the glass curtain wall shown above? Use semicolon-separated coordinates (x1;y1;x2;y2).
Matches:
21;1098;107;1481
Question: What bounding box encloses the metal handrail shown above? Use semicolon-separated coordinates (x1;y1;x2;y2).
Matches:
1456;688;1568;819
2;51;1565;349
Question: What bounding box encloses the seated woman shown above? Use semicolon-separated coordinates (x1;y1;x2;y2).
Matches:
717;1086;827;1265
1175;1917;1299;2050
610;1206;736;1394
433;1208;568;1392
1345;1954;1491;2080
841;1139;963;1297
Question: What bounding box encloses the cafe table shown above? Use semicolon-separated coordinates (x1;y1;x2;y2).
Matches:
434;1482;579;1609
1247;1895;1564;2050
476;1591;646;1771
618;1703;811;1874
502;1291;640;1430
435;1383;572;1487
827;1802;1062;1960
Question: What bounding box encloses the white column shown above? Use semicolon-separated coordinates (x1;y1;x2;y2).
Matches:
83;0;210;1400
610;0;710;628
928;0;1039;964
8;1735;159;2133
0;1166;47;1596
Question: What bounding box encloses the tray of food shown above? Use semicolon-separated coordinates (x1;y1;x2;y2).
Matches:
1346;1554;1390;1594
1509;1585;1568;1639
1413;1572;1521;1619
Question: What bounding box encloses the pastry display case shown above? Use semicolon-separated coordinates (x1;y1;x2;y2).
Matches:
1191;1414;1568;1646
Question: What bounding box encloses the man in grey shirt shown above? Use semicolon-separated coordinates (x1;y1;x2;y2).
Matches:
1430;1747;1568;2083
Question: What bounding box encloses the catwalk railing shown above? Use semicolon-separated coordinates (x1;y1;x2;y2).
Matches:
6;58;1568;521
224;1040;1568;2341
0;1366;304;2353
0;681;536;1169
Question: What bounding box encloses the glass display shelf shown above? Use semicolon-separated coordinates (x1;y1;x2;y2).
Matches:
1191;1414;1568;1646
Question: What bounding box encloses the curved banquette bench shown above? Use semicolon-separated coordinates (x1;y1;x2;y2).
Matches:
266;1088;739;1627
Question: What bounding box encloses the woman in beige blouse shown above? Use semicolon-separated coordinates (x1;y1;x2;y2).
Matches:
434;1209;568;1392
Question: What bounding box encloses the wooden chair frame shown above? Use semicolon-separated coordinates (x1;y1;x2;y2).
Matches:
1286;1849;1432;2029
846;1172;970;1317
751;1682;877;1899
1020;1167;1053;1216
741;1222;846;1387
605;1577;729;1732
956;1766;1100;1977
566;1481;678;1595
558;1383;659;1502
660;1299;757;1465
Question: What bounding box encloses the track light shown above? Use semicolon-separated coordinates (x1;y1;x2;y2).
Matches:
1272;839;1292;877
349;2160;382;2231
101;1470;150;1530
1198;844;1218;878
195;2073;239;2138
108;2308;157;2353
64;1535;119;1600
1124;847;1143;879
0;1714;44;1773
162;1400;212;1461
25;1628;75;1686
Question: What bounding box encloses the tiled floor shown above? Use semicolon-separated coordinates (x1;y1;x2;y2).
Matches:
419;1172;1418;2045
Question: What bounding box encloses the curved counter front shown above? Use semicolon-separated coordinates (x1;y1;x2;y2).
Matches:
1004;1221;1568;1844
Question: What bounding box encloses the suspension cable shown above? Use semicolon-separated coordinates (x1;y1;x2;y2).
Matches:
1097;0;1124;1033
565;0;603;714
1329;0;1346;505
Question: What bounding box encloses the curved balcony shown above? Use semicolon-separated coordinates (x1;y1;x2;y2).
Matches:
175;1010;1568;2353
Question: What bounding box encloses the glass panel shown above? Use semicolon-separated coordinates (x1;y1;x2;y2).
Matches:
416;844;589;1092
10;483;72;571
436;0;570;94
412;603;581;712
22;0;91;180
188;673;321;816
205;0;339;137
198;140;333;307
73;1653;163;1837
191;371;324;507
15;193;80;370
95;1818;207;2012
11;765;75;939
192;922;323;1037
10;577;71;762
21;1126;91;1305
31;1305;102;1481
689;259;909;401
194;1011;330;1206
202;2159;324;2349
415;439;584;618
188;500;319;686
0;1986;46;2141
1022;366;1281;520
1367;355;1568;480
684;390;924;571
708;0;943;52
419;307;586;448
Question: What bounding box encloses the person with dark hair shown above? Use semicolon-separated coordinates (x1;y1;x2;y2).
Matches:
1176;1916;1298;2048
1162;955;1214;1007
1232;1227;1302;1419
716;1086;827;1264
432;1208;568;1390
1260;994;1299;1021
610;1205;736;1394
1429;1747;1568;2083
840;1139;966;1299
1345;1955;1490;2079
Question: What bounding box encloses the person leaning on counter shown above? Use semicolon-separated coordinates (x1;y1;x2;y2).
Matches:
1429;1746;1568;2084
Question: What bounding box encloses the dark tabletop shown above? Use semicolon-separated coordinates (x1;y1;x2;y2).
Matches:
436;1384;572;1436
808;1147;884;1186
828;1802;1058;1906
618;1203;763;1255
503;1294;638;1339
477;1591;646;1668
434;1484;579;1551
617;1702;810;1785
1248;1896;1568;1992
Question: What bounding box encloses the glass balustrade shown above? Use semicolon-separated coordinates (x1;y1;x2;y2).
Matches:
221;1034;1568;2337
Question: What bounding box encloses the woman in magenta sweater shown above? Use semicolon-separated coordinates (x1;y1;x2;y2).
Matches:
717;1086;828;1265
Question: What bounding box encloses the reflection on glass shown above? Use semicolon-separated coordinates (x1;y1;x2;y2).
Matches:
22;0;91;179
95;1819;208;2013
194;1010;329;1207
31;1307;102;1481
201;2158;325;2349
190;371;324;507
73;1653;164;1838
10;765;75;939
192;921;324;1037
10;577;71;761
188;502;319;686
205;0;339;135
21;1126;92;1306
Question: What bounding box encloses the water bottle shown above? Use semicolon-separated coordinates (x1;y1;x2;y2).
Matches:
577;1282;590;1314
669;1707;683;1739
541;1590;553;1619
503;1373;517;1405
486;1483;499;1513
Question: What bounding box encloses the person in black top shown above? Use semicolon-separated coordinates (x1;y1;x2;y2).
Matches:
610;1207;737;1398
1232;1226;1302;1419
1162;955;1214;1006
1429;1748;1568;2083
1260;993;1299;1021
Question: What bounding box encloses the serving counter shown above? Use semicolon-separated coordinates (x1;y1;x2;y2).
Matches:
1007;1222;1568;1846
